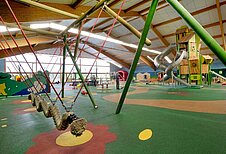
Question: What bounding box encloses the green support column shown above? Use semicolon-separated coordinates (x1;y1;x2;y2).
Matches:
208;65;211;85
74;23;82;60
66;45;98;109
199;54;202;85
166;0;226;66
61;35;67;98
115;0;159;114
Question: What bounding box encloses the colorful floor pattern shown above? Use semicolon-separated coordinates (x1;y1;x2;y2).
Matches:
0;84;226;154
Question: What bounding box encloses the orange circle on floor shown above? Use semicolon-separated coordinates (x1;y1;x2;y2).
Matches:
56;130;93;147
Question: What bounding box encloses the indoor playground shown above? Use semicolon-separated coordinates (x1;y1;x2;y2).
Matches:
0;0;226;154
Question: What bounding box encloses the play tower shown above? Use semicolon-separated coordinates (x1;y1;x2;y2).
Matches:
176;26;213;85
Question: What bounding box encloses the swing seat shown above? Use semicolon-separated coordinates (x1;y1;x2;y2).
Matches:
70;118;87;136
35;95;43;112
30;93;36;106
40;99;52;118
30;92;88;136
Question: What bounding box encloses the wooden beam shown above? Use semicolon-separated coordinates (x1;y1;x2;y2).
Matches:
104;33;156;69
108;0;122;7
71;0;84;9
99;0;173;33
0;36;56;50
153;1;226;28
141;15;175;56
125;46;156;70
201;44;224;51
161;20;226;39
116;29;159;42
0;41;62;58
139;0;170;15
86;43;131;69
216;0;226;50
92;18;113;30
1;1;140;23
101;16;139;32
124;0;149;13
78;48;102;59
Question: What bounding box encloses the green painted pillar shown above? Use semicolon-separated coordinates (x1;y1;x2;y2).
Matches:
115;0;159;114
74;23;82;60
62;35;67;98
66;45;98;109
166;0;226;66
208;65;211;85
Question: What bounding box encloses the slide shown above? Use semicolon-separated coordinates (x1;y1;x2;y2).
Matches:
154;43;176;70
154;44;191;87
210;71;226;80
162;50;191;87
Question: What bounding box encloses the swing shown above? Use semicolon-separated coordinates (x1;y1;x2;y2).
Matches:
2;0;126;137
1;4;88;136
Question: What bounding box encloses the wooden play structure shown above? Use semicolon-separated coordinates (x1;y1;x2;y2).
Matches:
136;72;151;81
176;26;213;85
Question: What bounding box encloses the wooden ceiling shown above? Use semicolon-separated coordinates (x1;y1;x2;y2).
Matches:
0;0;225;69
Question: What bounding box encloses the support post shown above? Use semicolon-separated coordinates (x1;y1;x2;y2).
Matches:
74;23;82;60
66;45;97;108
115;0;159;114
62;35;67;98
166;0;226;66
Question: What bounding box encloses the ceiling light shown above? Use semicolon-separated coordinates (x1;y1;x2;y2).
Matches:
0;26;20;32
30;23;49;29
29;23;172;63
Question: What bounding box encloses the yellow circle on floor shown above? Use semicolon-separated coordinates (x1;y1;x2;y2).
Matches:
56;130;93;147
21;100;31;103
138;129;153;141
24;107;36;112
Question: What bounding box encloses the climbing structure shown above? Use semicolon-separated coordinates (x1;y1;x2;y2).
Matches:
176;26;213;85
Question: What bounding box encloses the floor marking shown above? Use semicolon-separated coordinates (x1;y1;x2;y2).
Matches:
56;130;93;147
1;124;7;128
24;107;36;112
138;129;153;141
1;118;7;121
21;100;31;103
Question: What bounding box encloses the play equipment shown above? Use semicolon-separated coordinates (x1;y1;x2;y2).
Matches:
176;26;213;85
29;93;87;136
154;26;214;87
0;72;50;97
15;75;21;82
116;0;226;114
136;72;151;81
210;71;226;80
154;43;191;86
117;70;128;81
81;90;88;95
